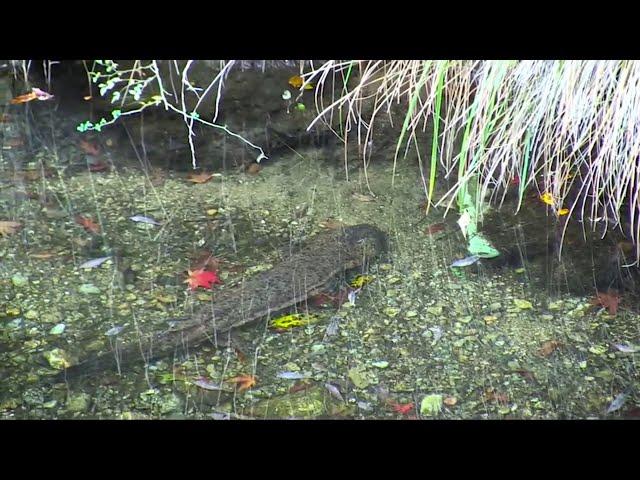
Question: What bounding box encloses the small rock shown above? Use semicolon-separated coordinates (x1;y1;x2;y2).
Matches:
67;393;91;412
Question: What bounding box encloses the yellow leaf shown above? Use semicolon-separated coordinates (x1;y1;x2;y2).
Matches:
350;275;375;289
558;208;569;216
540;192;555;206
288;75;313;90
288;75;303;88
269;313;316;330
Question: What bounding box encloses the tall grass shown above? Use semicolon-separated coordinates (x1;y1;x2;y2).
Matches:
306;60;640;262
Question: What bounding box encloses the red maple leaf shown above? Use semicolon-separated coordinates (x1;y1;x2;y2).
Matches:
590;290;620;315
79;139;100;155
75;215;100;234
388;401;414;415
184;268;221;290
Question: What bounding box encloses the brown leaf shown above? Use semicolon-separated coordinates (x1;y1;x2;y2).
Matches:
590;291;620;315
245;163;261;175
225;374;257;392
514;369;537;382
0;221;22;236
78;140;100;155
187;172;215;184
483;389;509;405
289;379;314;394
10;91;38;104
88;160;109;172
425;223;446;235
29;251;58;259
5;137;24;147
443;396;458;407
75;215;100;234
538;340;562;357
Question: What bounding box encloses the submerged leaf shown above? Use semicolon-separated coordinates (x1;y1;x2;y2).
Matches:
75;215;100;234
388;401;414;415
613;343;640;353
538;340;562;357
0;220;22;236
269;313;316;330
225;374;257;392
450;255;480;268
420;394;443;416
590;291;620;315
78;256;112;269
186;172;215;184
184;269;221;290
606;392;627;414
540;192;555;206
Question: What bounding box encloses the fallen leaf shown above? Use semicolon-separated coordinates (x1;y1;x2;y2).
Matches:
288;75;314;90
0;220;22;236
514;369;537;382
10;91;38;104
558;208;569;216
226;374;257;392
234;347;246;363
245;163;261;175
540;192;555;206
606;392;627;414
187;172;215;184
590;291;620;315
31;88;54;101
483;389;509;405
289;380;314;394
184;268;221;290
79;140;100;155
5;137;24;147
443;396;458;407
425;223;446;235
538;340;562;357
388;401;414;415
88;160;109;172
75;215;100;234
30;251;57;259
351;192;376;202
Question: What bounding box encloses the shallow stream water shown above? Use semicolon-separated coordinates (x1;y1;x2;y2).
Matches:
1;75;639;419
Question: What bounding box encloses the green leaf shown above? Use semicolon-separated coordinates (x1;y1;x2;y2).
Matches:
468;234;500;258
49;323;66;335
420;394;443;416
79;284;101;295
